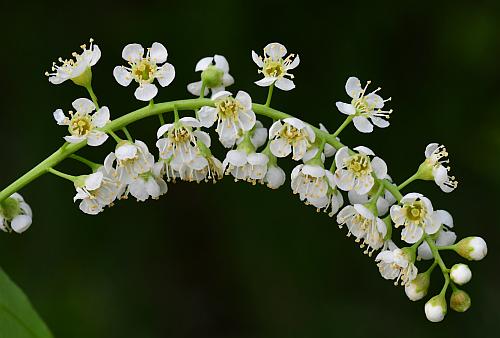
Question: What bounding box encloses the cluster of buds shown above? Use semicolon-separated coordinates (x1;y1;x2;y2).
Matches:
0;40;488;322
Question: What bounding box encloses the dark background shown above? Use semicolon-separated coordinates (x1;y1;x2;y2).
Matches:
0;1;499;337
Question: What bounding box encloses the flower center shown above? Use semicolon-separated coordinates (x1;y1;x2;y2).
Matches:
263;59;285;78
70;115;92;136
280;124;303;142
170;127;191;143
405;201;426;222
216;97;242;120
132;59;156;83
346;154;372;177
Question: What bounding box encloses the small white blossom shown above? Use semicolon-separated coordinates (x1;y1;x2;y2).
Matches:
337;204;387;254
198;91;256;148
187;55;234;96
425;296;447;322
53;98;109;146
113;42;175;101
291;164;335;202
262;164;286;189
127;162;168;202
336;76;392;133
46;38;101;85
0;193;32;233
334;146;388;195
269;118;315;160
73;169;121;215
156;117;204;170
252;42;300;91
375;247;417;286
348;188;396;216
390;193;447;244
109;140;155;184
308;189;344;217
421;143;458;192
223;150;269;183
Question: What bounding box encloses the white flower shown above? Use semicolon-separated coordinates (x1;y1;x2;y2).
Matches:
417;210;455;259
0;193;32;233
291;164;335;201
262;164;286;189
198;91;256;148
336;76;392;133
73;169;121;215
178;154;224;183
187;55;234;96
337;204;387;254
127;162;168;202
450;264;472;285
113;42;175;101
156;117;203;169
390;193;447;244
269;118;315;160
420;143;458;192
223;150;269;183
110;140;155;184
334;146;388;195
425;295;447;322
46;38;101;85
308;189;344;217
252;42;300;91
375;248;418;286
53;98;110;146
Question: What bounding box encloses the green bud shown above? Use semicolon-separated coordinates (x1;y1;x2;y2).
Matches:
416;159;435;181
405;272;430;301
455;237;488;261
0;197;21;220
425;294;447;322
450;289;471;312
71;67;93;87
201;65;224;88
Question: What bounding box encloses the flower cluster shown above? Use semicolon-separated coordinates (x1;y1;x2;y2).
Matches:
0;39;488;323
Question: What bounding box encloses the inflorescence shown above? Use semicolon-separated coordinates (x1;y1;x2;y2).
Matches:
0;40;487;322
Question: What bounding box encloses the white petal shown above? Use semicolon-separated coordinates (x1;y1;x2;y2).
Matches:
187;81;209;96
255;77;276;87
353;146;375;156
53;109;68;125
287;55;300;70
275;77;295;91
113;66;132;87
214;54;229;72
122;43;144;62
270;138;292;158
11;215;32;233
371;116;390;128
425;143;440;158
89;44;101;66
92;106;110;128
156;123;173;138
227;150;247;166
283;117;306;130
353;116;374;133
150;42;168;63
85;172;104;190
195;57;214;71
251;50;264;67
435;210;453;227
371;157;388;179
235;90;252;110
198;106;218;128
116;143;137;160
156;63;175;87
212;90;232;100
345;76;362;99
64;135;86;143
193;130;211;147
72;98;95;114
264;42;287;59
336;102;356;115
134;83;158;101
87;131;108;146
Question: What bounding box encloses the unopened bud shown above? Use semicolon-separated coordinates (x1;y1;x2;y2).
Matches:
450;289;471;312
405;272;430;301
455;237;487;261
450;264;472;285
425;294;447;322
201;65;224;88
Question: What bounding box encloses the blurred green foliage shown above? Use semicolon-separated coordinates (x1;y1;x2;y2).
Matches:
0;0;499;337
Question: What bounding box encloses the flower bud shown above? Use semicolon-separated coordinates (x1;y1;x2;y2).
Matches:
201;65;224;88
405;272;430;301
450;289;471;312
425;295;447;322
450;264;472;285
455;237;487;261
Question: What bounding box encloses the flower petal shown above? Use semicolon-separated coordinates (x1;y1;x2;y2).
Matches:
113;66;132;87
275;77;295;91
156;63;175;87
122;43;144;62
150;42;168;63
134;83;158;101
353;116;374;133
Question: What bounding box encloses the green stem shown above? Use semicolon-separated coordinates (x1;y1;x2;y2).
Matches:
368;180;385;210
332;115;354;137
47;168;76;182
85;85;99;109
437;245;456;251
382;179;404;202
425;236;450;295
397;172;420;190
108;130;122;143
199;82;207;99
122;127;133;142
69;154;101;171
265;83;274;107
